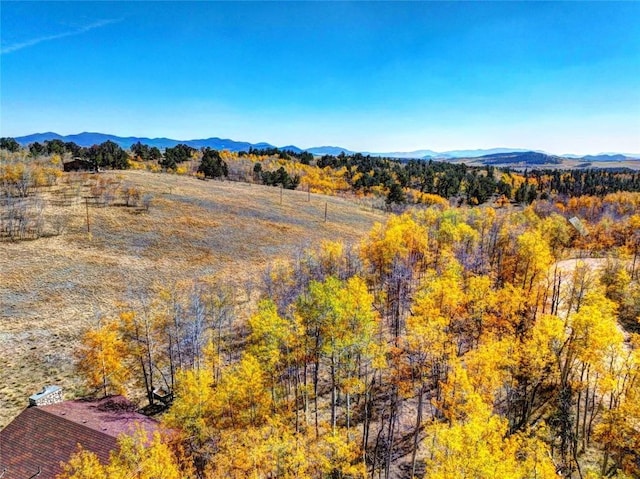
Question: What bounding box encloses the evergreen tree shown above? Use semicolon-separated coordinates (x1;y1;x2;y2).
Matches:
29;142;45;157
161;144;195;170
84;141;129;169
198;148;228;179
0;137;21;152
386;181;406;205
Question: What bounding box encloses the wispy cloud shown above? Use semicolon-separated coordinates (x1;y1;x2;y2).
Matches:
1;18;121;55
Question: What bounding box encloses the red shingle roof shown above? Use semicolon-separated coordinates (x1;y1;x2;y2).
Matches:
0;397;159;479
41;396;159;439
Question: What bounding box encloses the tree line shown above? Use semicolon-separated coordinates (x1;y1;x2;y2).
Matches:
240;146;314;165
3;137;640;206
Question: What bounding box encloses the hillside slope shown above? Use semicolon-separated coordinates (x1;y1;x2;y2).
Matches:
0;171;384;427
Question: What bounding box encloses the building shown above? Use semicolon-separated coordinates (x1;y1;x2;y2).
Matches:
0;386;159;479
62;158;97;172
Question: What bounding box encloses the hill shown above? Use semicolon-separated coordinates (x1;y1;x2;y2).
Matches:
304;145;356;156
461;150;566;167
427;147;537;159
582;153;638;162
0;170;384;428
11;132;640;162
14;132;280;152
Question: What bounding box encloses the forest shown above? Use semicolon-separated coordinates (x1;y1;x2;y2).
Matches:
59;193;640;479
1;140;639;478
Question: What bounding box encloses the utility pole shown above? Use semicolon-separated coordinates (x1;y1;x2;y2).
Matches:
85;197;91;234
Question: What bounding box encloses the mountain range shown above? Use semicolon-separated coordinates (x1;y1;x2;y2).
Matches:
12;131;640;163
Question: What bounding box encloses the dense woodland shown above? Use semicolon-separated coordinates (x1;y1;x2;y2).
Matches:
63;196;640;479
1;140;640;478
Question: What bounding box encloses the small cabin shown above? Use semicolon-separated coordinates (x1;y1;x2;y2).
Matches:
63;158;97;172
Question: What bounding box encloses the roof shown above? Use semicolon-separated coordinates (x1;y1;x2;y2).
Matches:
41;396;159;439
569;216;589;236
0;396;159;479
63;157;92;164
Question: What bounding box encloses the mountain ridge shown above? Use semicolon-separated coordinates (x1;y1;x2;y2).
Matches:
11;131;640;161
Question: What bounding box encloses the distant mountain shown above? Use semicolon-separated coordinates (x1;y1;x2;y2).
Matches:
436;148;539;159
305;146;355;156
10;131;637;163
337;148;532;159
564;152;640;160
581;154;638;162
15;132;175;149
468;151;565;166
279;145;304;153
366;149;440;159
13;132;357;155
14;132;69;144
14;132;279;152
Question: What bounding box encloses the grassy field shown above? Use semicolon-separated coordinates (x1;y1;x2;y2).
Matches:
0;170;385;427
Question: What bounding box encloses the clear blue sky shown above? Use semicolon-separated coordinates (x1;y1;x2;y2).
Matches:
1;1;639;154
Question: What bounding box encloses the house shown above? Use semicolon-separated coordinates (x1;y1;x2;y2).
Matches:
63;158;96;172
0;386;159;479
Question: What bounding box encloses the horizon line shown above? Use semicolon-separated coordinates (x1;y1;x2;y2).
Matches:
6;130;640;158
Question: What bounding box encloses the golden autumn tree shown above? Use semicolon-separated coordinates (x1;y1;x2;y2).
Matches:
593;335;640;477
330;275;380;432
404;275;457;477
507;313;564;432
463;335;516;408
118;309;162;406
161;367;216;448
206;418;365;479
515;229;553;297
58;429;193;479
552;289;623;473
76;318;130;397
423;361;557;479
360;212;429;280
215;353;274;429
107;430;191;479
57;448;108;479
248;298;298;405
296;275;379;432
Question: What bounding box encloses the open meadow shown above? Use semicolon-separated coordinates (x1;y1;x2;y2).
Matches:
0;170;385;427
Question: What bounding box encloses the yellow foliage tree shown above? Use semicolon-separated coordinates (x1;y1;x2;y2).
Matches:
162;367;216;446
57;447;108;479
58;429;193;479
424;362;556;479
76;319;130;397
360;213;429;279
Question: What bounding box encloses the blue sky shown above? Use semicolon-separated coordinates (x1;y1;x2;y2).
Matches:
1;1;639;154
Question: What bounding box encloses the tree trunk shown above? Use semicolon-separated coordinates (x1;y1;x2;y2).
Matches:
331;354;337;431
410;383;425;479
384;388;398;479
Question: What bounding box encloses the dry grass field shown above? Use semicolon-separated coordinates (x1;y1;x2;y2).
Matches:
0;170;385;427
